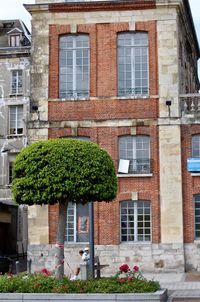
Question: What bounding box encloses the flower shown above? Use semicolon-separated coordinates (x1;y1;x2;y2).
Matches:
133;265;139;271
41;267;51;276
119;263;130;273
116;263;146;283
119;278;125;283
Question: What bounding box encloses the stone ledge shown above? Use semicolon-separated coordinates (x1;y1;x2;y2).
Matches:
0;289;167;301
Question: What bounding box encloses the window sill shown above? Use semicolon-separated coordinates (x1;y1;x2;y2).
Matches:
120;242;151;245
116;95;150;100
7;134;24;138
191;173;200;176
9;93;23;97
117;173;153;178
60;97;89;101
64;242;89;245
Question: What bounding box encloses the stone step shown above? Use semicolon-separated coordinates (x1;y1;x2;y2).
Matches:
170;290;200;302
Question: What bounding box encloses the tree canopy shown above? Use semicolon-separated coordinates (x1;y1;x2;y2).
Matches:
11;138;118;206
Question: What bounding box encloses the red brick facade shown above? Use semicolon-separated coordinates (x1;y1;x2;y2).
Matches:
48;19;160;245
181;125;200;243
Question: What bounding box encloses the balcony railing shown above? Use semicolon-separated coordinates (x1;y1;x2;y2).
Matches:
60;90;89;99
118;87;149;98
180;93;200;115
118;158;152;175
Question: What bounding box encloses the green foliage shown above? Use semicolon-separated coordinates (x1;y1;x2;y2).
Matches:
0;273;160;294
11;139;117;205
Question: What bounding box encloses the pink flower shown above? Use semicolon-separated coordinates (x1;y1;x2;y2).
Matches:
119;263;130;273
133;265;139;271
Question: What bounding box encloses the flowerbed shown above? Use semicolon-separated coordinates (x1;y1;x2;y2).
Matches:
0;264;160;294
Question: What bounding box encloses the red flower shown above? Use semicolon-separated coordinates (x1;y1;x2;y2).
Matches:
133;265;139;271
119;263;130;273
119;278;125;283
126;276;134;281
41;267;51;276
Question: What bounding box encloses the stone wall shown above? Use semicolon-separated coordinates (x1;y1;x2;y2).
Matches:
28;243;185;276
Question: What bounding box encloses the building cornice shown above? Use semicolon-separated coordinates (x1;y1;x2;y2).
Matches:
49;0;156;13
25;0;156;14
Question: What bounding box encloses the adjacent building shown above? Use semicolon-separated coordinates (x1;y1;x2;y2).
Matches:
0;20;31;261
25;0;200;275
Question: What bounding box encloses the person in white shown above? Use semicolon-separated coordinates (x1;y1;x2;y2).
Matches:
70;247;90;280
82;247;90;263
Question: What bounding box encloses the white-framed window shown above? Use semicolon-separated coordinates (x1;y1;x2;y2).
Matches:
192;135;200;157
65;202;89;242
59;35;89;99
118;32;149;97
194;194;200;238
10;34;20;47
118;135;150;174
9;105;23;135
11;70;23;95
120;200;151;242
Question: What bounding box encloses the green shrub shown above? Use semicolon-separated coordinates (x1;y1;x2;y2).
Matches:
0;273;160;294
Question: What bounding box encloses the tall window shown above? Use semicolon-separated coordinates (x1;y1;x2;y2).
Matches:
118;32;148;97
194;194;200;238
9;105;23;135
192;135;200;157
65;202;89;242
118;135;150;174
120;201;151;242
11;70;23;94
59;35;89;99
10;35;20;47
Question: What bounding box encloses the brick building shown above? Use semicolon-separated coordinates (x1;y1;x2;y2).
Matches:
25;0;200;274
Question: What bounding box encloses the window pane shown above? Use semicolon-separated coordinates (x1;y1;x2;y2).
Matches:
119;135;150;174
59;35;89;99
65;202;89;242
9;105;23;135
120;200;151;242
12;70;23;94
192;136;200;157
118;32;148;97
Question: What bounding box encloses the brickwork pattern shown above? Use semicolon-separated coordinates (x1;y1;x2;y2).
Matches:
181;125;200;244
48;20;159;246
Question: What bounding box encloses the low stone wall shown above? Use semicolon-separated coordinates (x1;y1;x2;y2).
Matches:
28;243;184;276
0;290;168;302
184;243;200;271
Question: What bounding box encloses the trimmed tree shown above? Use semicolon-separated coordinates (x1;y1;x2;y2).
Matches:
11;138;117;280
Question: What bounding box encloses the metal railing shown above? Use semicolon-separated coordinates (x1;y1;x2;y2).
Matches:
118;158;152;174
60;90;89;99
118;87;149;98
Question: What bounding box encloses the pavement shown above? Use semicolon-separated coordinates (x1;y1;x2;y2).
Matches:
144;272;200;301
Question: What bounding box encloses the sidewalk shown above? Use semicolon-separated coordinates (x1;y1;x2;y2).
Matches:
144;272;200;301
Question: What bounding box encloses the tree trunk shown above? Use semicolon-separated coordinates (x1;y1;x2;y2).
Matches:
55;201;68;280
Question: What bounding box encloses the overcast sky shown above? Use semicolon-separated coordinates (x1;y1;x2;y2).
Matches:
0;0;199;38
0;0;199;71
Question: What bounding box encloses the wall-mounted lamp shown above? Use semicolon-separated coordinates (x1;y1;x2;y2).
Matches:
166;100;172;117
32;105;38;112
166;100;172;107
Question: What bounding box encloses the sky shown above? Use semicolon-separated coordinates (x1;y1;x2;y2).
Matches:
0;0;199;38
0;0;199;63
